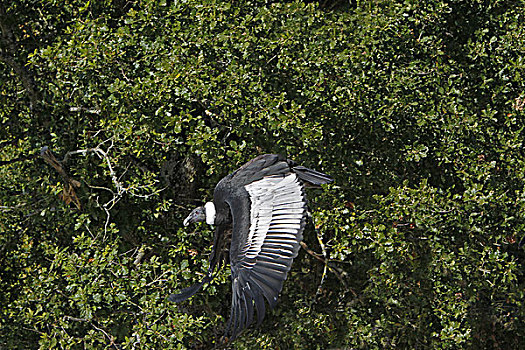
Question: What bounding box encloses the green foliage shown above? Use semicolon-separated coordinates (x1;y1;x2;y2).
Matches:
1;0;524;348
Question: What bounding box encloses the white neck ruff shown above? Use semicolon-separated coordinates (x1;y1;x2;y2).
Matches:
204;202;216;225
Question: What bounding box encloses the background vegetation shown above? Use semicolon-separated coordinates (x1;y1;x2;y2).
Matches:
1;0;524;348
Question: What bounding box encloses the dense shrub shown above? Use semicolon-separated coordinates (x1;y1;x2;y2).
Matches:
1;0;524;348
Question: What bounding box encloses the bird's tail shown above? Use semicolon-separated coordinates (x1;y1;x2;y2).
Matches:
292;165;333;187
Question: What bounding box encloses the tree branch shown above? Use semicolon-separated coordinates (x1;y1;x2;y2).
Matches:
0;4;41;109
0;153;38;166
41;146;82;210
301;218;355;300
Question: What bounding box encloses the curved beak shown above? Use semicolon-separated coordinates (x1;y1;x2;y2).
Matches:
183;206;205;226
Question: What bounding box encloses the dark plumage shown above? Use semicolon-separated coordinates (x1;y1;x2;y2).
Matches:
169;154;333;340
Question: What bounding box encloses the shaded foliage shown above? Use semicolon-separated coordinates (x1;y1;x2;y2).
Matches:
1;0;524;348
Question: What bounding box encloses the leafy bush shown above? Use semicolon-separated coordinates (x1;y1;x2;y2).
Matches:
1;0;524;348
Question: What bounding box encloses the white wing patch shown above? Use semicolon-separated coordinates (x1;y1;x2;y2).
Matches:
242;173;306;265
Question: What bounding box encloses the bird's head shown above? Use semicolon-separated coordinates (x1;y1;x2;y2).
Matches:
183;202;216;226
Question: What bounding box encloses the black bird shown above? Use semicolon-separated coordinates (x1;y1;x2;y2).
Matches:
169;154;332;339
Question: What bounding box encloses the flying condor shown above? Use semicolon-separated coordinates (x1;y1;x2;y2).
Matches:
169;154;333;339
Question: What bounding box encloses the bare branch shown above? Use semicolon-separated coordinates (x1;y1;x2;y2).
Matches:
90;322;119;349
0;4;41;109
0;153;38;166
314;225;330;298
56;138;163;237
300;241;325;263
63;139;125;202
41;147;81;209
69;106;101;114
63;315;90;323
145;270;170;287
303;218;353;301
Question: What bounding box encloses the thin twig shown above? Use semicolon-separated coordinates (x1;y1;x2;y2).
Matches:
145;270;171;287
314;224;329;298
63;315;90;322
59;139;126;236
300;241;325;263
303;221;353;296
90;322;118;349
69;106;101;114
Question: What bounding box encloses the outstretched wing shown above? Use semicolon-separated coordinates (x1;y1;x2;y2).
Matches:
225;172;307;339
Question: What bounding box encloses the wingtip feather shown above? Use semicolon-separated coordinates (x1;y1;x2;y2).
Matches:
168;280;205;303
292;165;333;186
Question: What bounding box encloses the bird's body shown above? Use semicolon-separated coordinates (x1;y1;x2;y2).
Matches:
169;154;332;339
